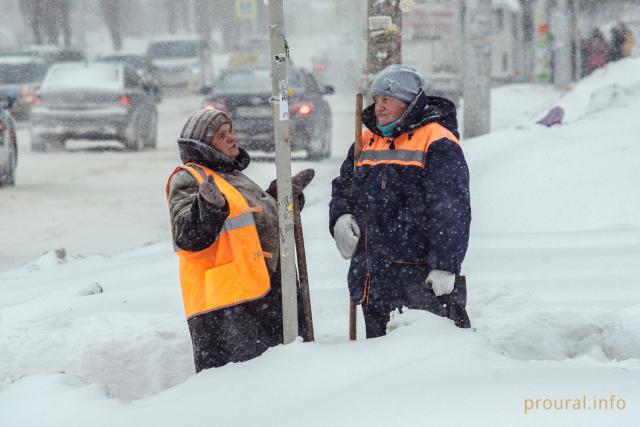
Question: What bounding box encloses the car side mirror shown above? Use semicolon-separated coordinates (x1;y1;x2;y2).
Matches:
321;85;335;95
198;85;213;95
0;96;14;110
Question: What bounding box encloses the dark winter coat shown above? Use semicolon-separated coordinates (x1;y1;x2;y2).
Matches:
329;93;471;308
168;139;292;371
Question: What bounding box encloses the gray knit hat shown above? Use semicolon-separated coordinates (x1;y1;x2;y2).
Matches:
180;108;231;145
370;64;426;104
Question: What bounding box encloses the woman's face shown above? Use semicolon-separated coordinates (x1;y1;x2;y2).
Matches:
210;123;239;160
374;95;409;126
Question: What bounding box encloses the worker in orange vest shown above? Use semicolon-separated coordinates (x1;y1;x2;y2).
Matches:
166;108;314;372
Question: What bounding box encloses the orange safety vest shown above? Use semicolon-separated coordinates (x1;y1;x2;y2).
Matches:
165;163;271;319
357;122;460;168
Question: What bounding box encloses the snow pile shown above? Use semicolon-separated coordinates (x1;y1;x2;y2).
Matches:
473;288;640;362
551;57;640;122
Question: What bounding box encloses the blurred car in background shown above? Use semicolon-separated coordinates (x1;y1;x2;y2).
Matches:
201;66;333;160
147;36;205;89
310;52;331;87
30;62;158;152
0;55;50;120
0;98;17;187
97;53;162;102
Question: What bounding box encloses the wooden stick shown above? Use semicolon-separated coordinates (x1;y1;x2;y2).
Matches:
349;93;363;341
293;200;314;341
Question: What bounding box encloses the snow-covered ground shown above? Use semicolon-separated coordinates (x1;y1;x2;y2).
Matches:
1;55;640;426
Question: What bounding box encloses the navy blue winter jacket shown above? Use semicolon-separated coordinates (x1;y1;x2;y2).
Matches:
329;93;471;306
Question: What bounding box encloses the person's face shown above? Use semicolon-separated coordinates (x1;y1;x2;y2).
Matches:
210;123;239;160
374;95;409;126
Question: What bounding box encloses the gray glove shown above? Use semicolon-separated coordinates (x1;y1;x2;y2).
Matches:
199;175;226;208
426;270;456;297
334;214;360;259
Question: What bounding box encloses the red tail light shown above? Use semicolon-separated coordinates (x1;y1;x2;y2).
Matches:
294;102;313;116
118;95;131;107
313;63;327;71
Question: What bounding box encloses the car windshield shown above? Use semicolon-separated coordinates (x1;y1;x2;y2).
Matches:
0;61;48;84
216;68;304;94
42;64;121;89
148;41;198;59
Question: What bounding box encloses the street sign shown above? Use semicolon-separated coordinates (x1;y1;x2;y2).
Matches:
236;0;257;21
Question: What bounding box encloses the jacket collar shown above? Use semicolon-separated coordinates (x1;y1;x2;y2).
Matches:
177;138;251;173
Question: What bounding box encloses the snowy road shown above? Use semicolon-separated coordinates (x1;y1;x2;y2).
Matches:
0;92;355;272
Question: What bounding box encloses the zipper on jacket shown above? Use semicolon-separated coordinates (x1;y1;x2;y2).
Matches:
360;222;371;305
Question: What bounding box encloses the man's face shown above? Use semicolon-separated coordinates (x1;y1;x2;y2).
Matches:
374;95;409;126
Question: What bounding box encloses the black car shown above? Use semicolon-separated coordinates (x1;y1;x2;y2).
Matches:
202;66;333;160
0;55;50;120
0;98;17;187
97;53;162;103
30;62;158;151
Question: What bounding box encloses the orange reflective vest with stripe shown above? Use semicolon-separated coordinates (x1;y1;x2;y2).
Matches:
357;121;460;168
166;163;271;319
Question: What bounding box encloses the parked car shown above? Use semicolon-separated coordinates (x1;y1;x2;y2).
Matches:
0;97;17;187
147;36;205;88
97;53;162;102
202;66;333;160
0;55;50;120
30;62;158;151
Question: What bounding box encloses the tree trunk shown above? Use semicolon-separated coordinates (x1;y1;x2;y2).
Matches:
366;0;402;93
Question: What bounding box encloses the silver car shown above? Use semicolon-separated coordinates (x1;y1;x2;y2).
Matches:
30;62;158;151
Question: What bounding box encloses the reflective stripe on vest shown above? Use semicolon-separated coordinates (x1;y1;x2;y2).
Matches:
166;163;271;319
356;122;460;168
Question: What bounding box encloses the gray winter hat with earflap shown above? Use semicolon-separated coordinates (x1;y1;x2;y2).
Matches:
370;64;426;104
180;108;231;145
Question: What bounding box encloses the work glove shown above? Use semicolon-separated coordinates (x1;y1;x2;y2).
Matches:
266;168;315;210
199;175;226;208
426;270;456;297
333;214;360;259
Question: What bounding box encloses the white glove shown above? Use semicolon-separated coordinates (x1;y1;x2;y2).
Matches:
426;270;456;297
333;214;360;259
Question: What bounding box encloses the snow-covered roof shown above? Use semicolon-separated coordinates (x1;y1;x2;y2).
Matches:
41;62;123;90
0;55;43;65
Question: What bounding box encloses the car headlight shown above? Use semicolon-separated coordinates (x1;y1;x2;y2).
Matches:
191;66;201;75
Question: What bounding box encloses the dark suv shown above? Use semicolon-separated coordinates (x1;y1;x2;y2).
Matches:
202;66;333;160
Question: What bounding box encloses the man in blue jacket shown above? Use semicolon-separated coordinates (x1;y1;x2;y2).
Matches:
329;65;471;338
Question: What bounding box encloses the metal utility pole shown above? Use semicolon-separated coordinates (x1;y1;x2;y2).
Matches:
366;0;403;92
194;0;214;87
552;0;572;88
462;0;492;138
268;0;298;344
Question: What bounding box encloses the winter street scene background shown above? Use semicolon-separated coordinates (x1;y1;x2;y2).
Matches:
1;0;640;426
